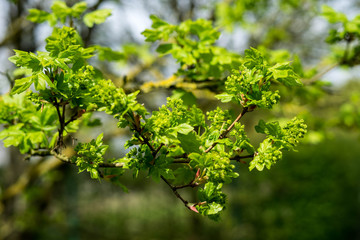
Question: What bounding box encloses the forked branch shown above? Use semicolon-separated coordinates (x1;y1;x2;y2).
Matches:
205;107;248;153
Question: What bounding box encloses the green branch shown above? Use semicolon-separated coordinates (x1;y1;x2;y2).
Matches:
205;107;248;153
29;149;124;168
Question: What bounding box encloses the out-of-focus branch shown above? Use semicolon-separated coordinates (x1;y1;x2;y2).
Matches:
0;17;30;47
0;159;62;201
83;0;106;46
0;71;14;88
303;62;339;85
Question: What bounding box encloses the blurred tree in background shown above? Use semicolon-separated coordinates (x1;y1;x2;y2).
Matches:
0;0;360;239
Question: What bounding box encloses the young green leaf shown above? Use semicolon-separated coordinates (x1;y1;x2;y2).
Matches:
215;93;233;102
322;5;348;24
10;76;34;95
27;9;51;23
83;9;112;28
71;2;87;18
178;132;201;154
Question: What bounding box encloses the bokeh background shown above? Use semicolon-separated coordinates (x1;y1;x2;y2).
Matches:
1;0;360;239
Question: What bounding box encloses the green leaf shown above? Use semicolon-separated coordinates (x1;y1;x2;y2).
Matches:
34;75;46;91
244;47;264;68
156;43;174;54
0;124;25;147
171;89;197;106
96;46;124;61
27;9;51;23
51;1;70;23
11;76;34;95
215;93;233;102
150;14;169;28
83;9;112;28
49;132;59;149
173;167;194;185
203;182;216;198
174;123;194;135
249;138;282;171
344;21;358;33
207;202;223;215
255;120;282;137
38;72;55;89
9;50;42;72
269;63;302;87
90;168;100;179
142;16;176;42
141;29;161;42
188;152;204;168
254;119;266;134
161;168;175;180
148;166;161;182
96;133;104;146
27;131;45;144
71;2;87;18
249;156;260;171
322;5;348;24
178;132;201;153
271;69;288;79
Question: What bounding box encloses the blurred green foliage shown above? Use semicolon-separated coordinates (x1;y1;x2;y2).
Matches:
2;128;358;240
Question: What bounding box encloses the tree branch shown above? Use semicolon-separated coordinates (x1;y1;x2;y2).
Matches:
29;149;124;168
174;181;197;190
161;176;189;207
83;0;105;46
128;113;198;210
303;62;339;85
172;159;190;164
205;107;248;153
0;71;14;88
230;154;254;164
154;143;164;156
173;153;188;159
53;98;65;150
64;111;79;126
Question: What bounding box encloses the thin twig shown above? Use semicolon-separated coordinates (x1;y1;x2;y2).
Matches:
62;104;66;123
172;159;190;164
173;153;188;159
174;182;197;190
29;149;124;168
83;0;105;46
129;112;156;153
0;71;14;88
53;98;65;150
342;39;351;64
304;62;339;85
205;107;248;153
154;143;164;156
128;114;196;209
230;154;254;160
230;154;254;164
64;111;78;126
161;176;189;207
53;99;62;123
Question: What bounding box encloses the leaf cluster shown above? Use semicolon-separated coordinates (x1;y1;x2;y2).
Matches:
27;1;111;28
216;48;301;109
142;15;242;81
250;118;307;171
322;5;360;65
0;4;308;220
71;133;108;179
0;93;58;153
